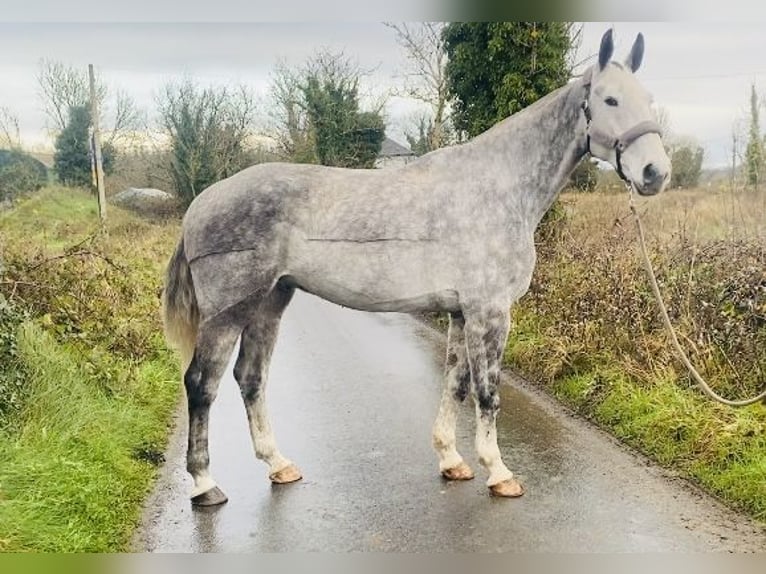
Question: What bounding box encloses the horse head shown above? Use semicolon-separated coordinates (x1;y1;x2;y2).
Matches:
584;29;671;196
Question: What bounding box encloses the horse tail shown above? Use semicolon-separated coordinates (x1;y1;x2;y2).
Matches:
162;237;199;373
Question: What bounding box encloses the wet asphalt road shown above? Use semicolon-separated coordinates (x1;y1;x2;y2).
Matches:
135;292;766;552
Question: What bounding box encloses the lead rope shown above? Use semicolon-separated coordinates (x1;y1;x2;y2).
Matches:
628;185;766;407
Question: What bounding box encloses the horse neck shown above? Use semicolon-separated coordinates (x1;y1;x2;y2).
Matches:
474;78;588;228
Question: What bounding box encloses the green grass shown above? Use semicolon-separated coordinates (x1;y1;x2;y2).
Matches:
0;187;103;249
508;324;766;522
0;186;182;551
596;374;766;519
0;325;178;552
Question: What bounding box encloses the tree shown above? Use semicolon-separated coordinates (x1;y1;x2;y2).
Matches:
669;139;704;189
302;70;384;168
37;59;142;146
268;51;385;168
53;105;114;187
385;22;451;151
744;83;764;189
406;116;434;156
38;59;104;133
0;106;21;149
443;22;576;139
157;79;257;205
269;61;316;163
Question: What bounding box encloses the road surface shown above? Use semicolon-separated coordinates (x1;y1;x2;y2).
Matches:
134;292;766;552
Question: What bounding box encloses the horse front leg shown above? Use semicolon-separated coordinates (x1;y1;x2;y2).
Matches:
463;304;524;497
432;311;475;481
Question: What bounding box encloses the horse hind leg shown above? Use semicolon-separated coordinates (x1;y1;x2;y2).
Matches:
185;313;244;506
432;311;475;481
233;282;301;485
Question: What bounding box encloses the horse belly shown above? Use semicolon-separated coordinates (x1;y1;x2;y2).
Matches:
286;241;459;313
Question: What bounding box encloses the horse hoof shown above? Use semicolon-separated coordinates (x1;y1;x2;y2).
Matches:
191;486;229;507
269;464;302;484
441;462;475;481
489;478;525;498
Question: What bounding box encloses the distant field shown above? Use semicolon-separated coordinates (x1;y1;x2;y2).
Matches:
565;186;766;243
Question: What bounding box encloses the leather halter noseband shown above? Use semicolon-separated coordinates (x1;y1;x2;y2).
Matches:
580;77;663;183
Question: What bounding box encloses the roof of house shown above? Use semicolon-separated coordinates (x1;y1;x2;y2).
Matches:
28;151;54;169
378;137;415;158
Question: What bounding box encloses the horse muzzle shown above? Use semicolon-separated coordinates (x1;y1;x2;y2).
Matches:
634;162;670;196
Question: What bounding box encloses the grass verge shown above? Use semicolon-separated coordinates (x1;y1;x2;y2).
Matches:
505;189;766;522
0;187;181;551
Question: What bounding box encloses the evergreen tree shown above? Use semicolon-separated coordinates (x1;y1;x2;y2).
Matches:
54;106;92;187
270;51;385;167
443;22;574;138
745;84;764;189
53;105;114;188
302;71;384;168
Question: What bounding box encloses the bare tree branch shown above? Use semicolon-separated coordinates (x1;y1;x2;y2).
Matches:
0;106;21;149
37;59;146;148
156;77;258;203
565;23;586;74
105;88;144;146
385;22;451;150
37;59;107;133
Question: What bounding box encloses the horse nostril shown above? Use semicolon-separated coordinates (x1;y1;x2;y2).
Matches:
643;163;659;183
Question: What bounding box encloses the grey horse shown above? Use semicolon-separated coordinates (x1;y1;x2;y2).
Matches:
163;29;670;506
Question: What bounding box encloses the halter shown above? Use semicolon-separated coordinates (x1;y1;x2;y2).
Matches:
580;75;663;184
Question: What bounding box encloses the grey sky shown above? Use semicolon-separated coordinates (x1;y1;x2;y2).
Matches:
2;22;766;167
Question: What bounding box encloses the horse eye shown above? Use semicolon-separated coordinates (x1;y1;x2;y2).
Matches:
605;97;619;107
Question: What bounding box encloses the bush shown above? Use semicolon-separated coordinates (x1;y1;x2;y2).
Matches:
2;232;166;365
0;149;47;202
670;142;704;189
506;191;766;519
523;225;766;397
568;158;599;192
0;187;180;390
0;294;29;426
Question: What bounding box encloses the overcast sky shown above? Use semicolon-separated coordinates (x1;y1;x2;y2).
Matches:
1;22;766;167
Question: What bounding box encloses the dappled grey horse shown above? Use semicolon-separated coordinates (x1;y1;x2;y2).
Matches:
163;29;670;506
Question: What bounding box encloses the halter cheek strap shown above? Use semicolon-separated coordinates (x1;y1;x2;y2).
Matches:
581;77;663;183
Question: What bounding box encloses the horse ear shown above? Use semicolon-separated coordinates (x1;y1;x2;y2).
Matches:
626;33;645;73
598;29;614;70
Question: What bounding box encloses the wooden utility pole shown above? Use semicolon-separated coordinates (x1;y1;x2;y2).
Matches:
731;131;738;191
88;64;106;222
